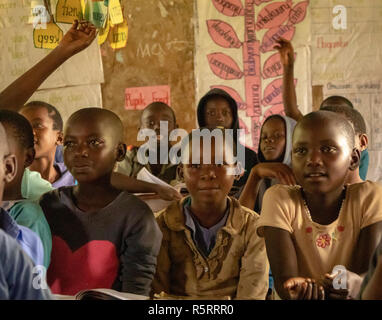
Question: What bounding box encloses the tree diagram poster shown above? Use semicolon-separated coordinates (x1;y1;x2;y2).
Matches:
195;0;311;150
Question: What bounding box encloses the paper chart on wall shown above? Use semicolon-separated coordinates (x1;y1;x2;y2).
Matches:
195;0;312;151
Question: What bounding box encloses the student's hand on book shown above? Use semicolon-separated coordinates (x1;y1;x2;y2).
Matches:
322;271;363;300
284;277;325;300
252;163;296;186
57;20;97;58
274;38;294;67
154;185;182;201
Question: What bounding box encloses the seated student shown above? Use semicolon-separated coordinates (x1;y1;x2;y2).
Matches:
197;88;258;188
152;128;269;299
359;239;382;300
239;114;297;212
257;111;382;300
0;110;52;269
19;101;180;199
39;108;163;296
19;101;76;189
0;122;44;267
0;126;52;300
276;38;369;181
115;102;180;185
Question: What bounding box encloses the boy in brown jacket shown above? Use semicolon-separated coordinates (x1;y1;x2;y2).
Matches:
152;128;269;299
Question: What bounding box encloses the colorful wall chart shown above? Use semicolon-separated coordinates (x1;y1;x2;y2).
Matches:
195;0;311;150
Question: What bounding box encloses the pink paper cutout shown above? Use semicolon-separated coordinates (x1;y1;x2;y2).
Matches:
262;52;297;79
207;19;242;49
211;0;245;17
207;52;244;80
260;24;295;53
289;0;309;25
255;1;292;30
125;85;171;110
262;78;297;106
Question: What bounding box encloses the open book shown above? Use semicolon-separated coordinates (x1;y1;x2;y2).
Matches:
54;288;149;300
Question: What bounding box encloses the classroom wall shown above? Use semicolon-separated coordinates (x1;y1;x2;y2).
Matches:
100;0;196;147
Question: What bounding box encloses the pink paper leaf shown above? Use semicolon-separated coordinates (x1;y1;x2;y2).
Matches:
207;53;244;80
255;1;292;30
263;104;285;120
260;24;295;53
211;0;244;17
262;52;297;79
207;20;242;49
289;1;309;25
210;85;246;109
262;78;297;106
254;0;273;6
239;119;250;134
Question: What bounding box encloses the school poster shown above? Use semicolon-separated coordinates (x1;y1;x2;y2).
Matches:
195;0;312;151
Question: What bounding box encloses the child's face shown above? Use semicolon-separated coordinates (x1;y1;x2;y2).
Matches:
260;117;286;161
19;106;61;159
63;117;122;183
140;107;176;143
180;139;236;205
204;98;234;129
292;120;352;196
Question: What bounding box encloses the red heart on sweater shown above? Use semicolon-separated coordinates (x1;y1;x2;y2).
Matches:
48;236;119;295
337;226;345;232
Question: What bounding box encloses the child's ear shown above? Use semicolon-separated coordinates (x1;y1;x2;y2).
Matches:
116;143;127;162
56;131;64;146
3;154;17;184
359;134;368;151
24;147;36;168
349;148;361;171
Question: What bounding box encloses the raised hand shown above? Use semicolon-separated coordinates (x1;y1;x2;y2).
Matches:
57;20;97;58
274;38;295;67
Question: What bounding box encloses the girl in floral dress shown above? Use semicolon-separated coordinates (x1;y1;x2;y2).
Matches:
256;111;382;300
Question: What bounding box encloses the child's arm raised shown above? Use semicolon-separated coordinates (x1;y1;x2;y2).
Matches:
274;38;303;122
111;172;182;201
0;20;96;111
239;163;296;210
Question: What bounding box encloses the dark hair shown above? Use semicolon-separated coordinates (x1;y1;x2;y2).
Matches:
0;110;34;149
320;96;354;109
142;102;176;124
295;111;355;149
23;101;63;131
320;105;366;134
